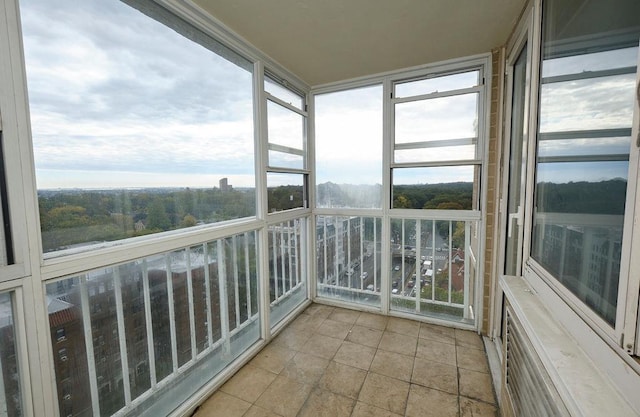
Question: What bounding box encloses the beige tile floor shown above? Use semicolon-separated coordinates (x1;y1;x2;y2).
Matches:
194;304;499;417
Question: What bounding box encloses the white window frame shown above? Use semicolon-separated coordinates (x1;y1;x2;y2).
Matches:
517;0;640;352
263;72;311;214
493;2;640;408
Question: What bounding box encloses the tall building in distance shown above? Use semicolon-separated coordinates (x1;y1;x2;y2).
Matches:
219;178;232;192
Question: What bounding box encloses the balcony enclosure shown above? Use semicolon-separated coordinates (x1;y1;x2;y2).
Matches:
0;0;639;416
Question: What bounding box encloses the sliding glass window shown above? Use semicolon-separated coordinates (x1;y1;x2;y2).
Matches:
265;75;308;213
392;70;483;210
20;0;256;255
531;0;640;326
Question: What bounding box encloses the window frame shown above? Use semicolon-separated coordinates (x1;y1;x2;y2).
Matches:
0;0;34;282
263;72;311;215
389;60;488;214
516;0;640;357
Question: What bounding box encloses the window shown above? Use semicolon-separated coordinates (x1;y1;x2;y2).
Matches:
21;0;256;255
315;85;383;208
391;69;484;210
531;0;640;328
55;328;66;342
0;292;23;415
0;133;12;267
265;74;308;212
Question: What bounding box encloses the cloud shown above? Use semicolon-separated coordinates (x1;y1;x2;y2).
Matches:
21;0;255;189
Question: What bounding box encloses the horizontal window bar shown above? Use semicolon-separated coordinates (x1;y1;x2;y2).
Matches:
541;66;637;84
391;160;482;169
538;154;629;163
266;94;308;117
266;167;310;175
268;143;305;156
539;128;632;141
392;85;481;104
395;137;477;150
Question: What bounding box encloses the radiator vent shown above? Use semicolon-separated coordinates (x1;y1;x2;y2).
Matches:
504;305;570;417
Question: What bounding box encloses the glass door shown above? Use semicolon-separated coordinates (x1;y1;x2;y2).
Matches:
494;16;533;345
504;43;529;277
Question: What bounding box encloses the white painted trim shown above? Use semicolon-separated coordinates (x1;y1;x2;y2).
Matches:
312;53;492;92
491;2;535;340
503;274;640;416
623;39;640;355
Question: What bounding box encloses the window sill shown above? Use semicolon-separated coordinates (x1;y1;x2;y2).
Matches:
501;275;637;417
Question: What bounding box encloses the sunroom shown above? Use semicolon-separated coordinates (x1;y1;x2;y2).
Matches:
0;0;639;416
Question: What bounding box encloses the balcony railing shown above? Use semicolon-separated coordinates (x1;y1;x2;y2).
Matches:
269;217;308;327
316;216;383;308
45;230;261;417
315;215;477;324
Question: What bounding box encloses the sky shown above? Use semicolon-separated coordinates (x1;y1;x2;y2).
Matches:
22;0;256;189
20;0;639;190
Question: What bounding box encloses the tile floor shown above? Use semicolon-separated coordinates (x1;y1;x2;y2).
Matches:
194;303;498;417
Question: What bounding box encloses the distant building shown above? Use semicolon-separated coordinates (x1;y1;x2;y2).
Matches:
134;220;146;232
219;178;232;192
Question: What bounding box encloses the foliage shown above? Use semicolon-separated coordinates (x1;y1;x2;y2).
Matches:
536;179;627;215
392;182;473;210
38;187;256;252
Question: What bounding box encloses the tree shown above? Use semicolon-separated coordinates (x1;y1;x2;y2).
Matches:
181;214;197;228
394;195;411;208
147;200;171;231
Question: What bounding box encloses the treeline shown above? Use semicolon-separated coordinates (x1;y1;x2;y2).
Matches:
393;182;473;210
39;187;256;252
536;179;627;215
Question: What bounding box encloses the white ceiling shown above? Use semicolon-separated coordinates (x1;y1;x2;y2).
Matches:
194;0;527;86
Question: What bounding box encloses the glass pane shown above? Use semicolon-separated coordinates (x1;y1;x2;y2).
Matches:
504;44;528;277
538;137;630;158
118;262;151;400
269;218;306;326
206;242;222;344
315;85;383;208
394;144;476;163
146;255;173;382
395;70;479;98
46;233;261;416
532;0;640;326
188;245;210;354
0;293;23;416
265;77;304;110
87;270;125;415
168;250;192;368
21;0;256;254
390;219;473;323
316;216;382;308
392;166;479;210
268;150;304;170
542;47;638;78
539;74;636;133
267;173;305;212
267;100;305;149
47;278;92;416
395;93;478;144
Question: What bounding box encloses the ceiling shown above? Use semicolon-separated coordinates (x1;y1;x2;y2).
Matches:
194;0;527;86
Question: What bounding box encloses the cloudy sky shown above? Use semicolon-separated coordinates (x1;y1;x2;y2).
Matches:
22;0;256;189
20;0;638;191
